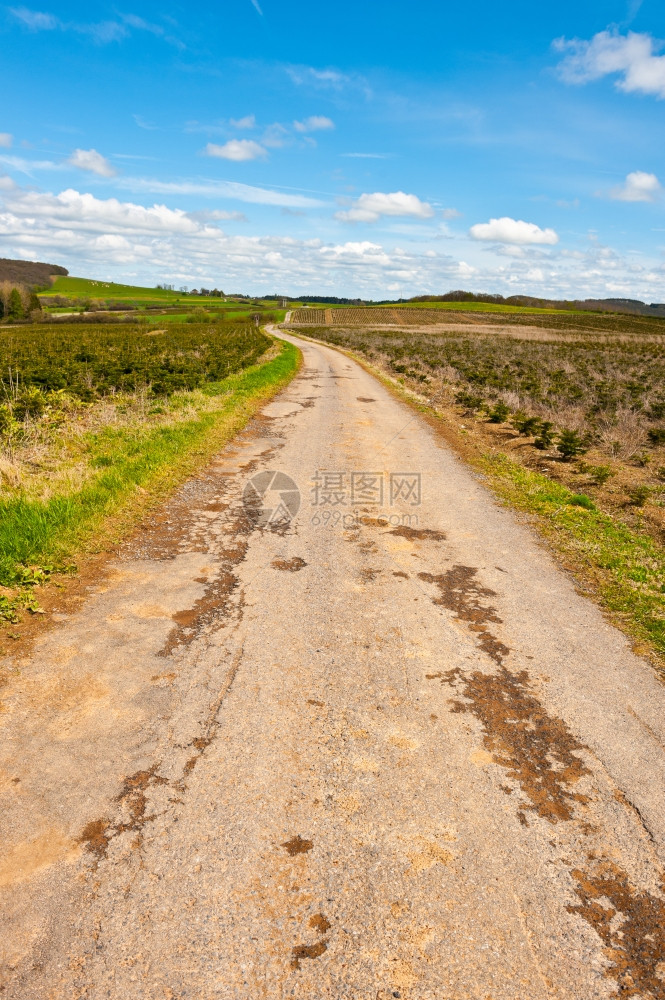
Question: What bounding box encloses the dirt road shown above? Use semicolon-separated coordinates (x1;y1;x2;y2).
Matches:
1;330;665;999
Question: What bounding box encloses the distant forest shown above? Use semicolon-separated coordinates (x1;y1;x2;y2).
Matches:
0;258;68;288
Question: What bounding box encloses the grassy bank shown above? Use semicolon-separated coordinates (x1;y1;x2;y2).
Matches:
0;338;299;615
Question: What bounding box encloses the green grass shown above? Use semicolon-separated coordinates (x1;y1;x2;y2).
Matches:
478;452;665;658
0;339;299;587
40;276;193;303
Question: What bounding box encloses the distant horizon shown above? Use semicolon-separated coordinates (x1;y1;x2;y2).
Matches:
2;0;665;300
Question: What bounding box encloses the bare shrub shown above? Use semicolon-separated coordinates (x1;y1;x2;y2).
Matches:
598;408;648;459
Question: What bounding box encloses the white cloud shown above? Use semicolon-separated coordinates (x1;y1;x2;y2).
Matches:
442;208;462;219
9;7;182;45
555;30;665;98
3;180;665;301
287;66;350;89
469;217;559;245
286;64;371;97
204;139;266;162
68;148;117;178
133;114;159;131
336;191;435;224
261;123;289;149
116;176;326;208
609;170;662;202
293;116;334;133
2;187;204;235
10;8;128;43
230;115;256;129
457;261;477;277
320;240;387;258
341;152;391;159
0;153;59;174
9;7;57;29
0;134;13;149
249;0;263;14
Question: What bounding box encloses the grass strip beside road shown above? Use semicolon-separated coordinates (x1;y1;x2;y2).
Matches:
0;338;299;590
479;453;665;661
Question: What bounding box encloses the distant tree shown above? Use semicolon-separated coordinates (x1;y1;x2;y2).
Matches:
8;287;24;320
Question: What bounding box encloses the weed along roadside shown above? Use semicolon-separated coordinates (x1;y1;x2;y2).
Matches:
0;328;300;643
283;319;665;671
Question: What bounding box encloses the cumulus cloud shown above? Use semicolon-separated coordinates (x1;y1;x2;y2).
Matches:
2;187;205;235
3;179;665;301
204;139;267;162
230;115;256;129
336;191;434;224
0;134;13;149
609;170;662;202
554;30;665;98
293;116;334;133
68;148;117;178
469;217;559;245
442;207;462;219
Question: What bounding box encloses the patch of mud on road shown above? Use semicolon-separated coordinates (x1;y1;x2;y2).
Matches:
389;526;446;541
434;665;590;824
78;764;168;862
271;557;307;572
290;940;328;970
428;660;665;998
567;862;665;999
419;564;510;664
282;835;313;856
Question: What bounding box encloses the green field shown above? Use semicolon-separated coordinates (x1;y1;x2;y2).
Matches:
37;276;285;316
40;276;192;304
0;319;299;601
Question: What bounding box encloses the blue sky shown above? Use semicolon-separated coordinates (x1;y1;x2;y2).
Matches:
1;0;665;298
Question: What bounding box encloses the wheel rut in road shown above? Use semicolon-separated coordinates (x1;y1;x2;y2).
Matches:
1;329;665;999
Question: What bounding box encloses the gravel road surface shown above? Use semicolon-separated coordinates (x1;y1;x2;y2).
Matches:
1;329;664;999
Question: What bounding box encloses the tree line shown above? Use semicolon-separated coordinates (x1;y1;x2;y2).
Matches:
0;283;42;321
